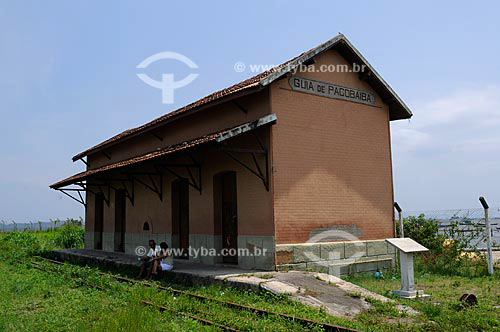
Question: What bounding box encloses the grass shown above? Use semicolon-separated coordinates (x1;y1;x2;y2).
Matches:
345;269;500;331
0;230;499;331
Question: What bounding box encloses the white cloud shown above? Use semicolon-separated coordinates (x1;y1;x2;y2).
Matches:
391;85;500;210
392;85;500;153
391;127;432;152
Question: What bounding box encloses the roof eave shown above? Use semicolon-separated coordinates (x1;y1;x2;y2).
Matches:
72;34;412;162
71;84;264;162
53;114;278;190
259;34;412;121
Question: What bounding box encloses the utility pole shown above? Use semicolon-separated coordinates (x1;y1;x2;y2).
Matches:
479;196;494;275
394;202;404;238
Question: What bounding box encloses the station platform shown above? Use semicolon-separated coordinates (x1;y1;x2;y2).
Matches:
50;248;418;317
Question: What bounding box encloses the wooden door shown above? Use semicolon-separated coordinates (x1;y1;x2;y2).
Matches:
221;172;238;264
94;193;104;250
172;179;189;258
114;190;126;252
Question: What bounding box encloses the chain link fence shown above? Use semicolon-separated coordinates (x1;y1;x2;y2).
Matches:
404;208;500;250
0;218;84;232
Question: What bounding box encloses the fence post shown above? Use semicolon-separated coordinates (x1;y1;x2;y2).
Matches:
479;196;494;275
394;202;404;238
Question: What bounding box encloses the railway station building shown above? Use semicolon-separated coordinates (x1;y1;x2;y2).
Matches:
51;34;412;274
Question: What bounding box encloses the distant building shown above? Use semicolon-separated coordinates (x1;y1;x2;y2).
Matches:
51;34;411;274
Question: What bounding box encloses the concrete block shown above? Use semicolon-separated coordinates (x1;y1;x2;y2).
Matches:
261;281;299;295
367;240;388;256
241;236;263;252
276;263;307;271
320;242;345;260
191;234;200;249
136;233;146;247
275;245;294;265
224;276;263;291
85;231;94;241
102;232;115;251
127;233;137;247
377;259;392;270
165;234;172;246
84;240;93;250
387;242;396;254
344;241;367;259
199;234;208;250
140;233;150;246
275;244;294;252
293;243;321;263
255;254;274;270
306;261;329;273
355;261;378;273
135;233;144;244
213;235;222;250
189;234;197;250
103;242;114;252
206;235;216;250
124;232;132;244
238;253;255;270
126;244;142;256
390;253;397;268
262;237;275;253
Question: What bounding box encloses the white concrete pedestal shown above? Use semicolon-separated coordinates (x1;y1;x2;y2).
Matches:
386;238;430;299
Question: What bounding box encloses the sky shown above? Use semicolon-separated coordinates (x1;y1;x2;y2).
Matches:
0;1;499;223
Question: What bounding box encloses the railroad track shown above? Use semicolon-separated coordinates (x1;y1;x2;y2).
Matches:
32;256;358;332
30;260;239;331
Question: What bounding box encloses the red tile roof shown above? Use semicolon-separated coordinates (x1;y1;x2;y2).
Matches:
71;70;271;161
52;132;221;189
51;114;277;189
71;34;412;162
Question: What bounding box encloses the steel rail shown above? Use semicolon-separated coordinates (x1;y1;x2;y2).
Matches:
140;300;240;332
29;260;239;331
35;256;358;332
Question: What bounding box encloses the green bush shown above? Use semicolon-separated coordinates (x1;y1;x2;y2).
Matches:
3;231;39;248
396;214;445;251
397;214;488;277
54;223;84;249
0;231;48;259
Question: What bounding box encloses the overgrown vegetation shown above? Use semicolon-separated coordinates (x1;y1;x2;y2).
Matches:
53;221;84;249
396;214;491;276
1;223;498;331
345;269;500;331
1;230;365;331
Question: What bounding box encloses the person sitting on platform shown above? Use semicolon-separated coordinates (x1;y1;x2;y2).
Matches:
146;242;173;280
136;239;160;279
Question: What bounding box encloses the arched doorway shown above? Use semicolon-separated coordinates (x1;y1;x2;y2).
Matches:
214;172;238;264
94;193;104;250
114;189;126;252
172;178;189;258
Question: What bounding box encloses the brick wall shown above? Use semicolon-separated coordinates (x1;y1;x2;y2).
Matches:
270;49;395;244
87;90;270;169
84;129;275;257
